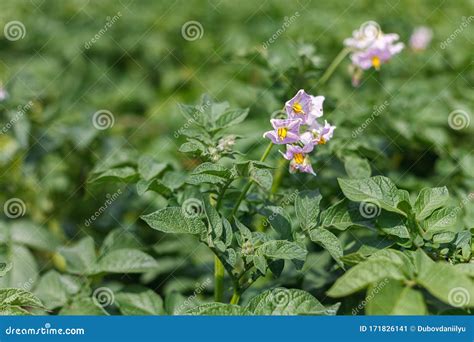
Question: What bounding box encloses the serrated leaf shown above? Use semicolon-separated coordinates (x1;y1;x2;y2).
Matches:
319;199;373;230
414;187;449;220
141;207;206;235
115;290;164;315
0;288;43;310
213;108;249;130
295;190;321;231
257;240;307;261
338;176;406;216
96;249;158;274
309;228;343;268
246;288;336;315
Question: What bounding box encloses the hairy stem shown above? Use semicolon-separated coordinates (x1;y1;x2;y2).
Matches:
317;47;351;87
230;142;274;218
214;255;225;302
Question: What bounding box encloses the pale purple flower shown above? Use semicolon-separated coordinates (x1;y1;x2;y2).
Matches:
0;87;8;102
285;89;324;125
281;144;315;175
301;120;336;146
409;26;432;52
263;118;302;144
345;23;404;71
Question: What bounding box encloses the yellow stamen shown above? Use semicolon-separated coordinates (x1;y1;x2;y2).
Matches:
319;137;326;145
292;102;303;114
294;153;304;164
277;127;288;140
372;56;381;70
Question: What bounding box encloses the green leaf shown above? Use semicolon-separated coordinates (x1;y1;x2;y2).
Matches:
344;156;371;178
295;190;322;231
186;303;251;315
137;156;167;181
417;261;474;308
0;245;38;290
59;296;105;315
421;207;461;236
319;199;373;230
213;108;249;130
89;166;139;184
377;212;409;239
0;288;43;314
365;279;427;315
96;249;158;274
414;187;449;220
309;228;343;268
99;229;142;256
257;240;307;261
246;288;337;315
11;220;59;252
58;236;97;275
115;290;164;315
34;271;80;310
141;207;206;235
187;163;232;185
327;250;411;297
136;179;172;197
0;262;12;277
250;168;273;191
253;255;267;274
261;206;292;240
338;176;406;216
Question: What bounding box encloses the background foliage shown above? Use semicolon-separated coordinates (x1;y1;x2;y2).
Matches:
0;0;472;315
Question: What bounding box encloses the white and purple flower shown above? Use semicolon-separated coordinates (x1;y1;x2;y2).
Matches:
263;89;335;176
345;23;404;73
263;118;302;144
285;89;324;125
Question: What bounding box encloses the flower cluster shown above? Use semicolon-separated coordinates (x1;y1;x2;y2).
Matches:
344;22;404;86
263;89;335;175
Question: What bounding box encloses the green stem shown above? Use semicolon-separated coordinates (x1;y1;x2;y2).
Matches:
230;142;274;218
270;157;287;194
214;255;225;302
230;290;241;305
317;47;351;87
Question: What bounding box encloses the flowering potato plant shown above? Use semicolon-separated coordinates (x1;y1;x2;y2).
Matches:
0;1;472;316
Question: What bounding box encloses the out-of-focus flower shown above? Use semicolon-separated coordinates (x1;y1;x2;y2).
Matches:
0;85;8;101
285;89;324;125
217;134;237;152
263;118;302;144
263;89;335;176
345;22;404;72
409;26;432;52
